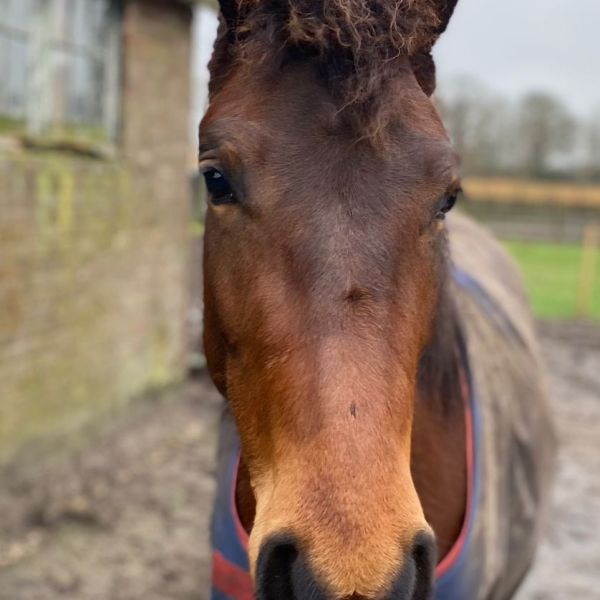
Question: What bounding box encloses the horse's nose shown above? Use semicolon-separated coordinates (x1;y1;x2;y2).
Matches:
255;534;323;600
256;532;436;600
388;532;436;600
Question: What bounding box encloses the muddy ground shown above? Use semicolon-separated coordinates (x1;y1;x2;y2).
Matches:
0;322;598;600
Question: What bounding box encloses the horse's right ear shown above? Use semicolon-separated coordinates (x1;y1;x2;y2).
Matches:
434;0;459;37
218;0;238;31
411;0;459;97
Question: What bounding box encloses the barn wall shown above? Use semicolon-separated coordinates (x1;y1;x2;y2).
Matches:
0;0;193;465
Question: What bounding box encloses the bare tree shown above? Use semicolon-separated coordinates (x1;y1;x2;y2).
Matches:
437;77;513;176
437;78;592;180
516;92;575;177
583;106;600;181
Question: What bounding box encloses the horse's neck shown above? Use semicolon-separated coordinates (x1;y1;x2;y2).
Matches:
412;300;467;561
412;387;466;561
236;457;256;533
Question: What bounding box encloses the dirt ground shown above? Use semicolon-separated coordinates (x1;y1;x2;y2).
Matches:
0;322;598;600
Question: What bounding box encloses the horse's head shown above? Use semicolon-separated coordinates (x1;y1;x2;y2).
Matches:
201;2;460;598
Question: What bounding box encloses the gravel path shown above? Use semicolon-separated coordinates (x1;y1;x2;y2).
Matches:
0;323;598;600
515;323;600;600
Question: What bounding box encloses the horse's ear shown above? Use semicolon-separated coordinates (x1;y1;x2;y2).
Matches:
411;1;458;96
218;0;238;31
434;0;459;37
410;52;436;97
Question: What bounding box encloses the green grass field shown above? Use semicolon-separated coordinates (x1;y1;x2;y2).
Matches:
503;240;600;320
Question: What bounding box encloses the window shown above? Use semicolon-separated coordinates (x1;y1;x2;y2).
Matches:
0;0;31;129
0;0;121;144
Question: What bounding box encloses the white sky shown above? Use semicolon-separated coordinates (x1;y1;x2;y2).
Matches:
192;0;600;128
434;0;600;118
191;5;219;143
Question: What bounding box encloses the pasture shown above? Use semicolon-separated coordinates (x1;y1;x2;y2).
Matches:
461;177;600;321
504;241;600;320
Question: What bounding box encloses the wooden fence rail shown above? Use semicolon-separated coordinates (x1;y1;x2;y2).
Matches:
464;177;600;209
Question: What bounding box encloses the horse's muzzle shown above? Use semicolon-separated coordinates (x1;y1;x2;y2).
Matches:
256;531;436;600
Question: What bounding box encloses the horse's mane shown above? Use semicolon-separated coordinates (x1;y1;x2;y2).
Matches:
210;0;457;138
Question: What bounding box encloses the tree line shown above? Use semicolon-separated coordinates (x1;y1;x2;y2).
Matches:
436;77;600;182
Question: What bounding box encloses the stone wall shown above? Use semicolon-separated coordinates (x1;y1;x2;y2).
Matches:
0;0;194;465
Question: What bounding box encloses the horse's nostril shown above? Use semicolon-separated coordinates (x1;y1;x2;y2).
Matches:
256;535;297;600
257;532;435;600
410;532;436;600
256;534;327;600
388;532;436;600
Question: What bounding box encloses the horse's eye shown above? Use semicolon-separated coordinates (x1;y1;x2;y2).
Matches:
202;168;235;205
436;191;459;219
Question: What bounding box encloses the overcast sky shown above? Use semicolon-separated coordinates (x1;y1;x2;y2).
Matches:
434;0;600;117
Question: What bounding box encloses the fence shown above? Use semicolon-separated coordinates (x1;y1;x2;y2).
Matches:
462;177;600;320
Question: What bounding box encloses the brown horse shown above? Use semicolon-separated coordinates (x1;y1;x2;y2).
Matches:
200;1;557;599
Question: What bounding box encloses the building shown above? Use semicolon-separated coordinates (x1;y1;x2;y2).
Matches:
0;0;197;465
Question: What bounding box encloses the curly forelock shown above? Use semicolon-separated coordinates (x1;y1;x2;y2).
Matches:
211;0;456;138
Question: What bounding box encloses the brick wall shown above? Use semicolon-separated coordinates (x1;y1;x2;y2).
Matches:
0;0;194;465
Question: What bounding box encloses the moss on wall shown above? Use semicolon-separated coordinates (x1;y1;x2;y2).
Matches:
0;150;190;465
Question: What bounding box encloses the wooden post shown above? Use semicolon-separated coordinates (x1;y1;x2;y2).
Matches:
577;223;600;318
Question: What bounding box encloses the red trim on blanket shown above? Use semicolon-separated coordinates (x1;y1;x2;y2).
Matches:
212;549;254;600
435;367;474;578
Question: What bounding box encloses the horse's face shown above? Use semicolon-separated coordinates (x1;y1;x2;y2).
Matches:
201;57;459;599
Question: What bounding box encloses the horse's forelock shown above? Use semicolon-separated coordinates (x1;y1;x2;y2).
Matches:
235;0;441;52
211;0;457;140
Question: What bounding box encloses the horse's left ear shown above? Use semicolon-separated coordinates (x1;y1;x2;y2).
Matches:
218;0;238;31
411;0;459;96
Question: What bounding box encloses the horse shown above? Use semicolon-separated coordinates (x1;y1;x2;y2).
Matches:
199;1;557;599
